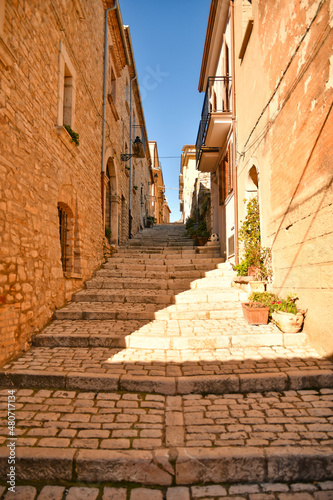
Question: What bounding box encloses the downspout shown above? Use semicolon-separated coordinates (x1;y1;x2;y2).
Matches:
230;0;239;265
101;2;118;220
128;75;137;239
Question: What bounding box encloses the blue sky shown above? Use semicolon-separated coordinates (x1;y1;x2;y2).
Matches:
120;0;211;222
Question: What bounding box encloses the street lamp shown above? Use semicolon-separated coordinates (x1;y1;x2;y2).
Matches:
121;136;145;161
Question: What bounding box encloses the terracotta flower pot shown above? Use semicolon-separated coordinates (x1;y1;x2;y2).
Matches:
272;310;304;333
241;303;270;325
197;237;209;246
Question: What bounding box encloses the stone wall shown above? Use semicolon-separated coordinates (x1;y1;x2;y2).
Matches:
234;0;333;355
0;0;151;365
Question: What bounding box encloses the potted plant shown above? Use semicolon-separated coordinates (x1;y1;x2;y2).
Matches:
271;294;306;333
241;291;277;325
195;220;210;246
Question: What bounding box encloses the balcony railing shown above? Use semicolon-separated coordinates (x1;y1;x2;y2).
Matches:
196;76;232;167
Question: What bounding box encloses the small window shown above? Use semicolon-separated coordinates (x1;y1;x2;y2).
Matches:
63;64;74;127
58;205;70;272
110;67;116;102
57;42;76;128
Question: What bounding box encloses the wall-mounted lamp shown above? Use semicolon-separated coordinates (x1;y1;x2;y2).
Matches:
121;136;145;161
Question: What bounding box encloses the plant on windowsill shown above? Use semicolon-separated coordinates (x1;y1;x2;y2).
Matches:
64;124;80;146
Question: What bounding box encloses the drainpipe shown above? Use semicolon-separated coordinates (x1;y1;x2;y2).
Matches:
230;0;239;265
101;2;118;220
128;75;137;239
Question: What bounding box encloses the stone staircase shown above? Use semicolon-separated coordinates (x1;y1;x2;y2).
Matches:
0;224;332;496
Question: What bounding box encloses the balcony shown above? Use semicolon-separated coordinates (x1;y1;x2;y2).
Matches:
196;76;232;172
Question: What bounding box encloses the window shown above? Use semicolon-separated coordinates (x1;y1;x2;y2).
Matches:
239;0;254;59
63;64;74;127
58;204;70;272
110;67;116;103
57;42;76;128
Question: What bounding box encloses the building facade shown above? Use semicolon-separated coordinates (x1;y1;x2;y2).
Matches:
197;0;333;355
0;0;151;365
149;141;170;224
196;0;236;262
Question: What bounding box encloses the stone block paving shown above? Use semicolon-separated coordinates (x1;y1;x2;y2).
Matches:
0;388;332;450
1;345;331;378
0;482;333;499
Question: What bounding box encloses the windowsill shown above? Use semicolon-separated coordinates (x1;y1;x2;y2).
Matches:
0;35;16;69
55;126;79;153
64;272;83;279
239;18;254;60
107;94;119;121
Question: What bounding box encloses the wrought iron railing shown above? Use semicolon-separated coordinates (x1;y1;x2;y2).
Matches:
196;76;232;166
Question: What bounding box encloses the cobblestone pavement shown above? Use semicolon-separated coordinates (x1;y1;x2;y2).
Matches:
0;225;332;492
0;482;333;499
1;345;330;377
0;388;332;450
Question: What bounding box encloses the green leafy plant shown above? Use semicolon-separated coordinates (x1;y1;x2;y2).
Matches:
133;185;138;190
270;294;299;314
201;194;211;215
237;198;272;281
125;165;130;171
64;124;79;146
194;220;210;238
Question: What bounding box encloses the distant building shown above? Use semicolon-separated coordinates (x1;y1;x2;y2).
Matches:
196;0;333;354
149;141;170;224
0;0;152;365
179;145;211;225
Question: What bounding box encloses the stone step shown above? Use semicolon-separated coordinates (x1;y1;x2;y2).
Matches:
86;277;193;291
109;253;221;263
32;317;309;350
73;289;175;305
1;346;332;394
1;482;332;499
174;289;243;304
102;262;224;273
154;302;243;320
54;302;158;321
1;445;332;487
95;269;206;280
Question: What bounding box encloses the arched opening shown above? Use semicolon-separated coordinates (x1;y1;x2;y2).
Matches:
246;165;259;200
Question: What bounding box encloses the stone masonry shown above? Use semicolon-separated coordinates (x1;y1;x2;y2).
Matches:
0;0;152;366
0;224;332;497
